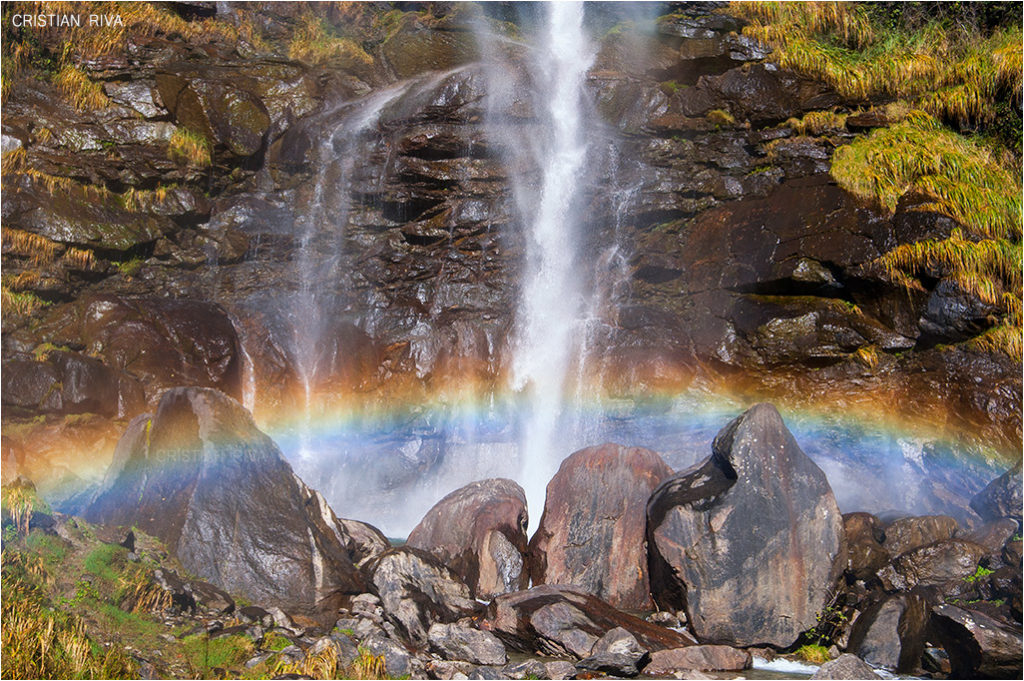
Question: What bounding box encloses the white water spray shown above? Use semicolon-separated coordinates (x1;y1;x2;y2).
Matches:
507;2;595;529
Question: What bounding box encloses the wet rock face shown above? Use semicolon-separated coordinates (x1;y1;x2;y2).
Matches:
485;584;695;659
527;443;672;610
881;515;960;556
842;513;890;581
84;387;366;611
646;403;844;647
36;294;243;406
406;478;528;600
2;351;144;419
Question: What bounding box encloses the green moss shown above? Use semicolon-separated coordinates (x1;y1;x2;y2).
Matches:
83;543;127;584
965;565;995;583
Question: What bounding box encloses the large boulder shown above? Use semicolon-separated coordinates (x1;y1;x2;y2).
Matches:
367;547;481;646
528;444;672;610
970;463;1023;523
811;654;881;680
643;645;751;674
406;478;528;599
428;623;507;666
929;604;1023;678
846;592;929;673
484;584;695;659
646;403;844;647
84;387;365;611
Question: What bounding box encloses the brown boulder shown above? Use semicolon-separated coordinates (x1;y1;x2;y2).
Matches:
877;539;988;592
882;515;959;556
528;443;672;610
484;584;695;660
846;592;929;672
643;645;751;674
647;404;844;647
930;604;1023;678
842;513;890;581
407;478;528;599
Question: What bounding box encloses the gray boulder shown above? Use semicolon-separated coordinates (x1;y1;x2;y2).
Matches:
647;403;843;647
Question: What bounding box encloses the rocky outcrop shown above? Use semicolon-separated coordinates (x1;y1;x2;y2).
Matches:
970;463;1023;523
484;584;695;659
646;403;844;647
406;478;528;599
527;444;672;610
367;547;481;646
84;387;365;611
428;623;507;666
842;513;890;581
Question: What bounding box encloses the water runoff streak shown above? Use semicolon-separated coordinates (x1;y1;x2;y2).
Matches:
508;2;595;528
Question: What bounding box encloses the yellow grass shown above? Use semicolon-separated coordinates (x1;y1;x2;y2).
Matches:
288;13;374;70
167;127;211;167
732;2;1023;128
54;65;109;110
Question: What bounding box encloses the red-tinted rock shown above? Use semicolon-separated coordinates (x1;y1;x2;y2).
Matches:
407;478;528;599
878;539;988;593
528;444;672;610
647;404;844;647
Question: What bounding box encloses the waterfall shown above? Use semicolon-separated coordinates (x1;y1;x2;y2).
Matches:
288;87;407;461
505;2;595;528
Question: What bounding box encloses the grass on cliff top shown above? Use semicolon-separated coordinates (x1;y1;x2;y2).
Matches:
831;110;1022;359
288;12;374;70
731;2;1022;134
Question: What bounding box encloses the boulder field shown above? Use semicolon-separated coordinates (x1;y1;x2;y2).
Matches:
10;391;1015;679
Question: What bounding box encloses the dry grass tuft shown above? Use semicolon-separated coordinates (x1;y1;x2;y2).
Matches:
167;127;211;167
786;110;849;135
2;228;61;266
288;13;374;70
54;64;109;110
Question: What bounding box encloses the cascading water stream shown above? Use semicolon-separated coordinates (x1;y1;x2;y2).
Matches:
288;87;410;461
505;2;595;529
